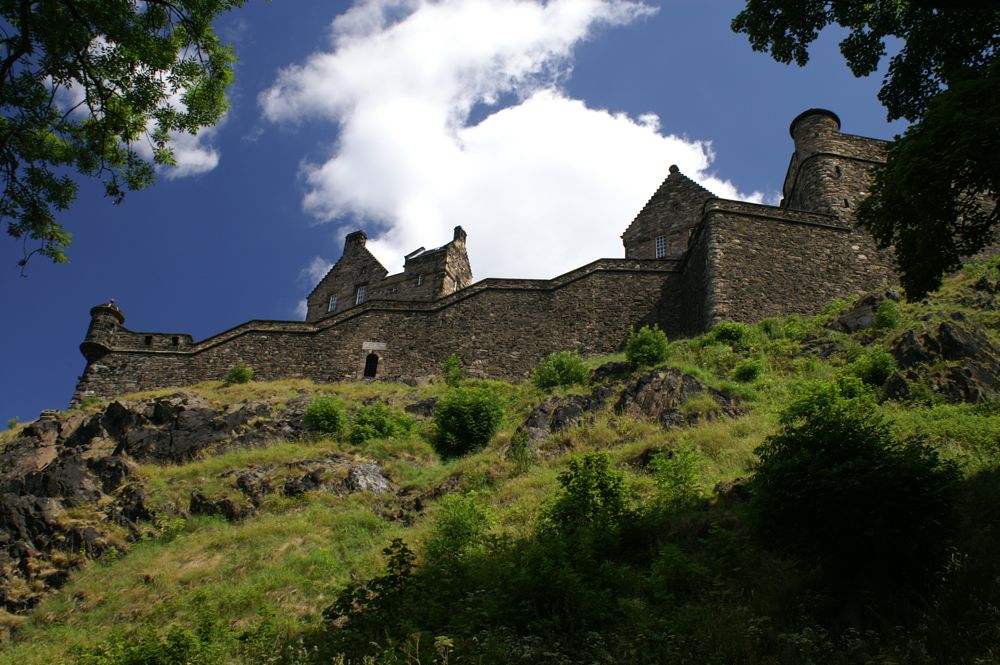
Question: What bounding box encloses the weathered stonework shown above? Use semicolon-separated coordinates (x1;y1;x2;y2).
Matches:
71;109;902;404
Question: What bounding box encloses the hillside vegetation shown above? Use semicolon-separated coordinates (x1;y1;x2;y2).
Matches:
5;259;1000;664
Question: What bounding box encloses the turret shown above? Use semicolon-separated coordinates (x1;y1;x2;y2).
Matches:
781;109;848;215
80;301;125;361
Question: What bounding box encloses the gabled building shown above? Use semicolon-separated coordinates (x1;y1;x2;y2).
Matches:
305;227;472;322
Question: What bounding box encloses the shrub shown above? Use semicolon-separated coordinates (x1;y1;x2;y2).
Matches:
649;446;702;511
303;396;347;436
223;359;253;385
875;298;901;329
750;377;959;599
531;350;589;389
506;428;534;473
349;402;413;444
423;494;493;565
848;346;897;386
546;451;628;533
711;321;753;351
625;324;669;367
432;385;505;457
760;317;785;339
441;353;464;387
6;417;18;431
732;357;764;383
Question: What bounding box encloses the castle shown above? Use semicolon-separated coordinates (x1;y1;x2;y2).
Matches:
72;109;893;404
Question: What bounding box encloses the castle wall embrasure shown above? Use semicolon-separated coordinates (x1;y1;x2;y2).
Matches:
73;259;681;403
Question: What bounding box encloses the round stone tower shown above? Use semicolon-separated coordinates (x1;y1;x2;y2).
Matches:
80;301;125;361
782;108;848;216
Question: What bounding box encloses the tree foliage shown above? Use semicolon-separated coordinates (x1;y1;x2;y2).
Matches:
0;0;245;268
750;378;959;599
732;1;1000;298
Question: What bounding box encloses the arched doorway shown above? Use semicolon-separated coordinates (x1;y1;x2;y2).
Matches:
363;352;379;378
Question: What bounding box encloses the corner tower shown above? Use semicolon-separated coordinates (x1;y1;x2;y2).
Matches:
781;108;887;220
80;301;125;361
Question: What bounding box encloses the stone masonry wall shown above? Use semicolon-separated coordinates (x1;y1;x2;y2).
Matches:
74;260;680;404
699;200;893;326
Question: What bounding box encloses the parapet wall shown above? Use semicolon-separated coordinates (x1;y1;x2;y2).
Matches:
73;259;681;404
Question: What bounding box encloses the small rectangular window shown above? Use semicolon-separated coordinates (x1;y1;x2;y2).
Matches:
355;286;366;305
328;295;338;312
655;235;667;259
416;274;423;286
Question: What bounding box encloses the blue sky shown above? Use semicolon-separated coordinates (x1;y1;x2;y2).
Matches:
0;0;906;424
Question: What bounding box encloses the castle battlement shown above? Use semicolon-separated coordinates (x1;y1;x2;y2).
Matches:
72;109;894;405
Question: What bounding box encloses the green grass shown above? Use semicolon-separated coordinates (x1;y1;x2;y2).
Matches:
8;266;1000;663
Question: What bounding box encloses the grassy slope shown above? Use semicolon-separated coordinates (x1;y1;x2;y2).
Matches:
3;261;1000;663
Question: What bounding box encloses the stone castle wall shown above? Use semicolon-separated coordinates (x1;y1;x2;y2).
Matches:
73;259;682;404
696;200;893;326
72;109;905;405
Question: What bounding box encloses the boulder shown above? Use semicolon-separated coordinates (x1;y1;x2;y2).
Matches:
189;491;254;522
404;397;438;419
828;291;899;333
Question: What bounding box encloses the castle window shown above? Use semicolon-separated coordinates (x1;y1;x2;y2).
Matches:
328;295;338;312
355;286;366;305
144;335;152;347
835;166;843;178
655;235;667;259
172;336;180;347
416;274;423;287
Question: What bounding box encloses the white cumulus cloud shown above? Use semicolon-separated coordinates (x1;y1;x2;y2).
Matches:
262;0;761;280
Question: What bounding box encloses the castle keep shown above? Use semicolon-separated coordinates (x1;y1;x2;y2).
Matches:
72;109;893;404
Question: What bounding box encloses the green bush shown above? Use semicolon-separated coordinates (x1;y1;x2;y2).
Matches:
848;346;897;386
303;396;347;436
546;451;629;533
731;357;764;383
441;353;465;387
531;350;589;389
424;494;493;565
625;324;669;367
760;317;785;339
711;321;753;351
750;377;959;598
649;446;702;511
223;359;253;385
875;298;902;329
349;402;413;444
432;385;505;457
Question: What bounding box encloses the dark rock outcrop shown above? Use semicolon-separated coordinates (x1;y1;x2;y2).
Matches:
827;290;900;333
189;491;255;522
615;368;742;428
0;393;308;613
885;322;1000;403
517;385;614;442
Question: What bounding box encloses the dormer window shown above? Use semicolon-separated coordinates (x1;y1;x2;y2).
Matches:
328;295;338;312
655;235;667;259
355;286;366;305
